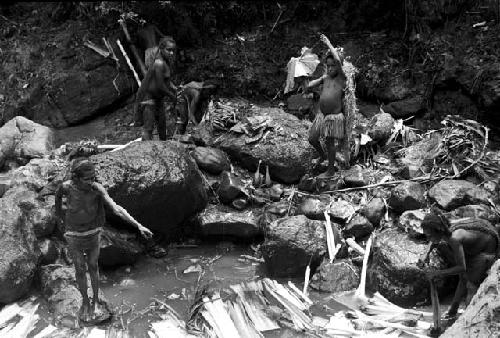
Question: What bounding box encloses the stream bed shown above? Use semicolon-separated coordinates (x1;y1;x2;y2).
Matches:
25;243;345;337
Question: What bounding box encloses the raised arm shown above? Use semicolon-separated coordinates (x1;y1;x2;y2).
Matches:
306;75;325;89
320;34;341;63
92;183;153;239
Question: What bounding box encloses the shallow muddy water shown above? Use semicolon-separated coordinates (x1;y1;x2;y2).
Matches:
100;244;264;336
25;243;443;337
99;243;345;337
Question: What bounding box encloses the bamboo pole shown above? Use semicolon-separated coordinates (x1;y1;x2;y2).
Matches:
116;39;141;87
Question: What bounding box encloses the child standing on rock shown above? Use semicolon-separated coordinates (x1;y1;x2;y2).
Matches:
55;159;153;322
307;34;347;176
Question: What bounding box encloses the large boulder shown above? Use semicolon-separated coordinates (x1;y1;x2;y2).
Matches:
388;182;426;214
310;259;360;293
442;259;500;338
397;209;427;238
298;196;330;221
367;228;449;307
344;214;374;240
259;201;295;230
428;180;490;210
25;64;135;128
398;133;441;174
261;215;343;277
217;171;248;204
360;197;386;226
39;264;81;321
358;73;413;102
297;198;356;224
383;97;423;119
39;264;112;326
0;186;41;304
99;227;144;267
197;204;262;239
210;107;315;183
328;200;356;223
91;141;208;237
190;147;230;175
367;112;395;143
446;204;499;224
10;157;62;192
0;116;54;169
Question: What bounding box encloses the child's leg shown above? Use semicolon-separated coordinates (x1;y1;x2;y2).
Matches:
66;237;91;320
85;233;101;315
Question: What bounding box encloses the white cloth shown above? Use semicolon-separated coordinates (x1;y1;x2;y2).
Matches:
284;48;320;94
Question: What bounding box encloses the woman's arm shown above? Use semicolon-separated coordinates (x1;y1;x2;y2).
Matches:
93;182;153;239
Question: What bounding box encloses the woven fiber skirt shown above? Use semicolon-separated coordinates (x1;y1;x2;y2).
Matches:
308;111;324;142
323;113;345;139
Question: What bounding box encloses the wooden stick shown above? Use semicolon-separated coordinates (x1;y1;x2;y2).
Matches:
429;279;441;335
324;211;336;262
269;7;285;34
355;234;373;300
84;40;110;58
102;37;118;62
288;281;313;306
346;237;365;255
110;138;142;152
116;39;141;87
322;175;437;194
303;265;311;296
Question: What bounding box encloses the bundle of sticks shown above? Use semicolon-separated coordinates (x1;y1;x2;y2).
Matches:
341;59;359;164
432;115;499;180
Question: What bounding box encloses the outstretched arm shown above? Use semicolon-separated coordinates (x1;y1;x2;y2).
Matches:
93;183;153;239
306;75;325;89
320;34;341;63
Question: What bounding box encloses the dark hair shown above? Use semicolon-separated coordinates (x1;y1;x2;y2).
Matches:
71;159;96;178
422;210;452;236
159;36;176;49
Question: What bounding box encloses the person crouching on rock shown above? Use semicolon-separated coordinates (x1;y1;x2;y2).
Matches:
421;209;499;318
306;34;347;177
175;80;218;134
55;159;153;322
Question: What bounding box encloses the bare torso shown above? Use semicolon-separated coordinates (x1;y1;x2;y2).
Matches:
453;229;497;284
143;60;171;100
319;76;344;115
